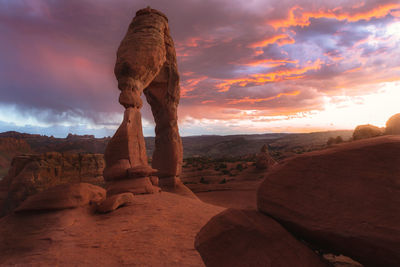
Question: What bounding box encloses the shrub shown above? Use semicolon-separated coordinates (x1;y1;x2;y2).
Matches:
219;163;227;169
236;163;243;171
222;169;230;175
200;177;209;184
335;136;343;143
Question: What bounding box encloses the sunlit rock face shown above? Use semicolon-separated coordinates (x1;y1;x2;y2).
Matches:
104;7;188;196
385;113;400;135
352;124;383;140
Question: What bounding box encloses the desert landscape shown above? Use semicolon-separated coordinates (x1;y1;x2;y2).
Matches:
1;2;400;267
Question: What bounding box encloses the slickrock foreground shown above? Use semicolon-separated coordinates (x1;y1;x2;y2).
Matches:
258;135;400;267
0;192;224;266
195;209;328;267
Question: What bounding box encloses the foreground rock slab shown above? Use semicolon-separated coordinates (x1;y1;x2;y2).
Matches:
0;192;224;266
258;135;400;267
195;208;327;267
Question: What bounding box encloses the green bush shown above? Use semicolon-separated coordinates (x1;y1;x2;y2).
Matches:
222;169;230;175
219;163;227;169
236;163;243;171
200;177;209;184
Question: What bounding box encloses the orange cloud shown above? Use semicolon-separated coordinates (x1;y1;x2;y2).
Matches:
269;3;400;29
324;50;344;61
201;100;215;104
249;34;294;48
217;60;322;92
344;66;362;73
181;76;208;97
241;58;298;67
227;90;300;104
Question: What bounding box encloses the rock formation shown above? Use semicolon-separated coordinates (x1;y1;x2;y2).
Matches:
385;113;400;135
96;192;134;213
257;135;400;267
0;137;32;178
195;208;328;267
104;7;188;196
352;124;383;140
0;152;105;216
255;144;276;170
15;183;106;212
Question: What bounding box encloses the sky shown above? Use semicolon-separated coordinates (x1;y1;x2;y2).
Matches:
0;0;399;137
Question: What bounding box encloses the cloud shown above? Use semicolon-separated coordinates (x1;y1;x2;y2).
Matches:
0;0;399;136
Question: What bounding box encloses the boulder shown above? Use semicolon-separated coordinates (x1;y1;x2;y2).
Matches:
352;124;382;140
15;183;105;212
385;113;400;135
96;192;134;213
195;209;327;267
257;136;400;267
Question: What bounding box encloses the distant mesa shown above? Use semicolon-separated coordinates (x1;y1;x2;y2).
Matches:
385;113;400;135
66;133;95;140
352;124;383;140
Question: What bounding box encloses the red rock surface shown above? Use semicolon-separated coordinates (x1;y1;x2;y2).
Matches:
15;183;106;212
0;192;224;266
195;208;328;267
258;135;400;267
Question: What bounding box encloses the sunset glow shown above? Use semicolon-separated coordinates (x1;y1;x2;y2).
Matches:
0;0;399;137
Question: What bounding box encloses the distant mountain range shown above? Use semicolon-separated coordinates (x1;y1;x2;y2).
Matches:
0;130;353;178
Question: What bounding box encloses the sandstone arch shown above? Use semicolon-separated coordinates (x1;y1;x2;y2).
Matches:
103;7;188;195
